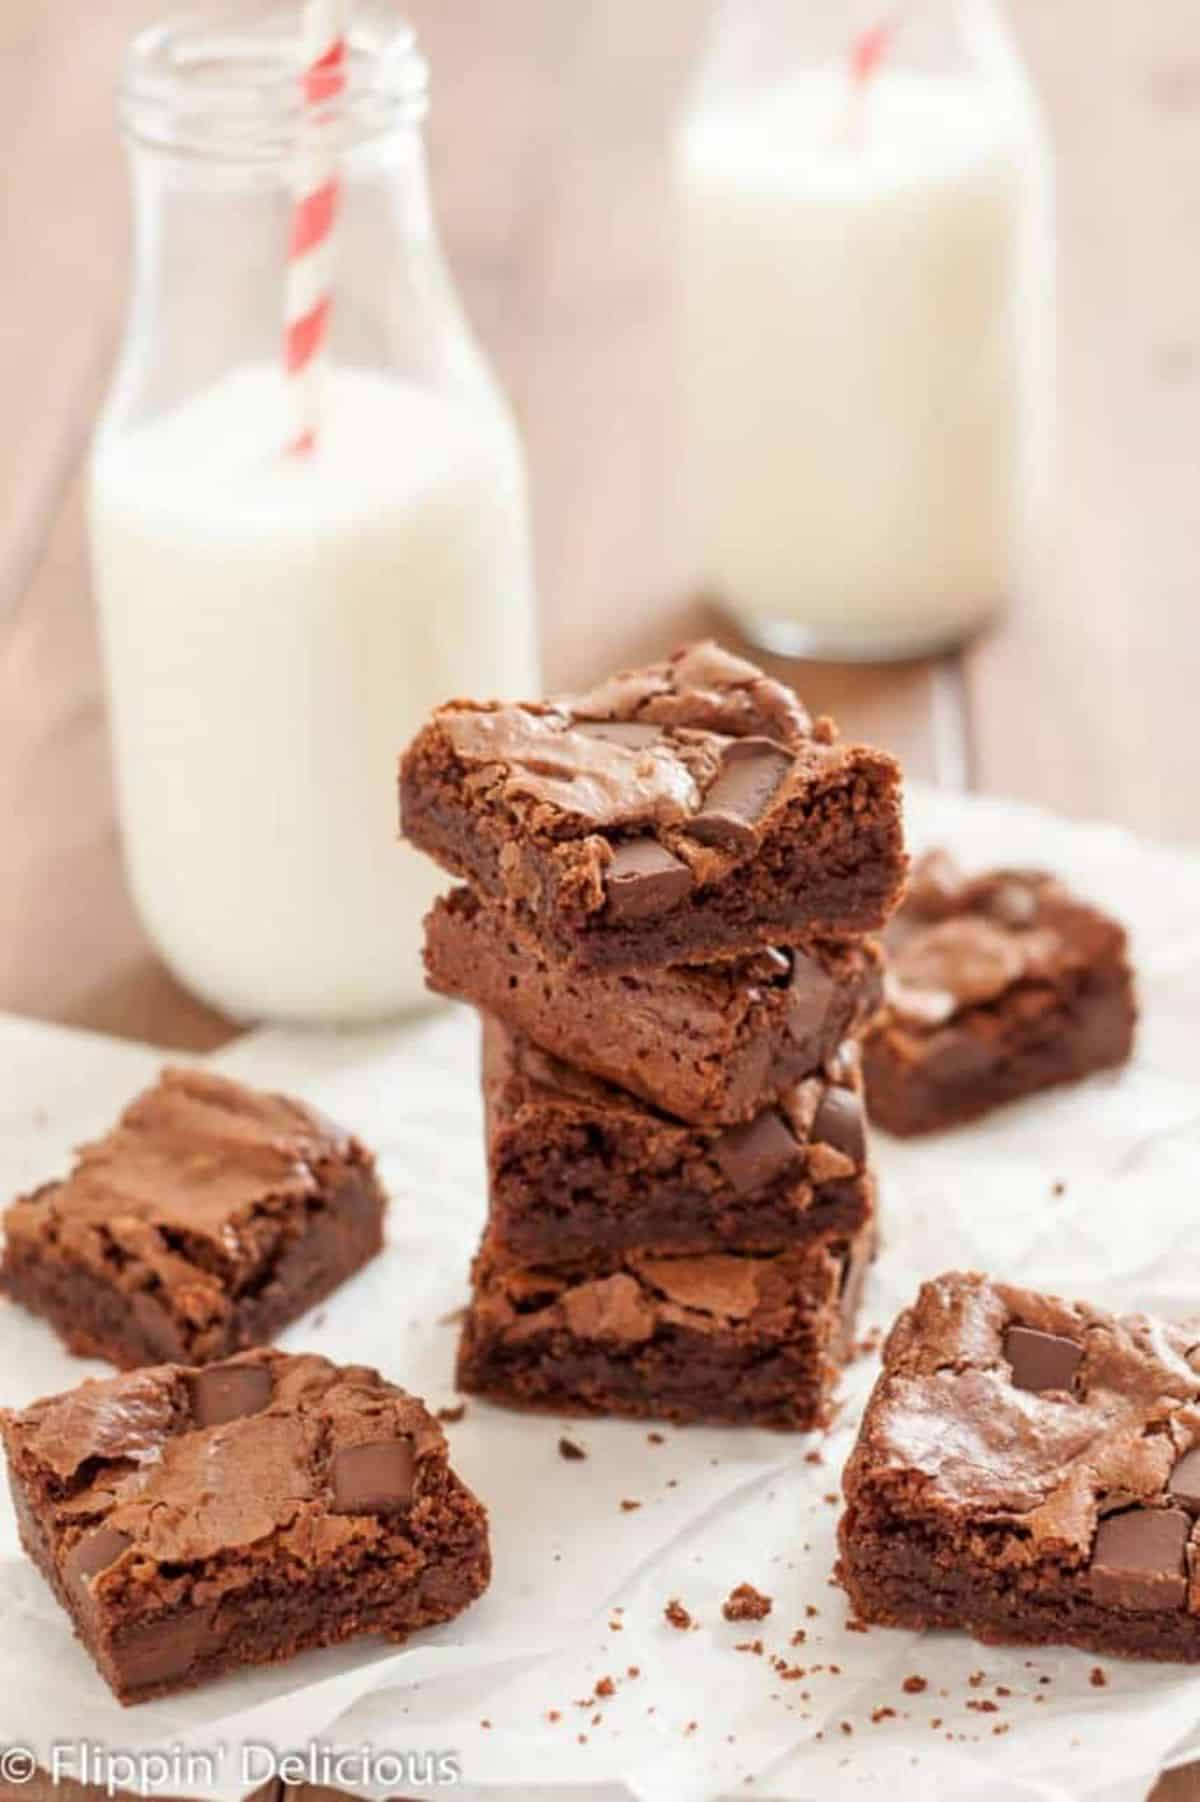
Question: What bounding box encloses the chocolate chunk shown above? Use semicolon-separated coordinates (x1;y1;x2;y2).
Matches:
1169;1448;1200;1511
786;951;837;1056
712;1110;802;1195
331;1439;416;1514
984;878;1040;929
1004;1326;1082;1394
114;1609;214;1691
574;720;663;749
604;838;692;921
66;1526;132;1592
689;739;792;851
1088;1508;1190;1611
811;1088;865;1166
188;1363;274;1429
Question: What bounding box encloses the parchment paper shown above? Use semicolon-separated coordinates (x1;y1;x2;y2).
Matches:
1;782;1198;1802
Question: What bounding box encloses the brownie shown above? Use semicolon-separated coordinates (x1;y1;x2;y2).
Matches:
399;640;906;971
838;1272;1200;1662
427;885;883;1126
482;1015;874;1260
0;1348;490;1704
862;851;1137;1135
2;1068;387;1369
457;1217;873;1430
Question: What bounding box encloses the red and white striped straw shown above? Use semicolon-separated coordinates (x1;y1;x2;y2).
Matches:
843;7;903;143
283;0;348;456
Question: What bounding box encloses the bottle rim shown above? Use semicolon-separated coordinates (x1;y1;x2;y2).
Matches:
120;4;429;160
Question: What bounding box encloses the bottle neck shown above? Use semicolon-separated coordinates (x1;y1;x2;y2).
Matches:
102;11;490;439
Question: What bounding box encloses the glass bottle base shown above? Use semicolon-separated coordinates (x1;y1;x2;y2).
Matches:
717;601;1003;665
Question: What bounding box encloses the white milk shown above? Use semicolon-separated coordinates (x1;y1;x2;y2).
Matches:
89;362;537;1023
675;68;1046;656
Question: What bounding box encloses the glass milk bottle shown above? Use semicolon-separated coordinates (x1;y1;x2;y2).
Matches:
88;8;538;1023
673;0;1054;659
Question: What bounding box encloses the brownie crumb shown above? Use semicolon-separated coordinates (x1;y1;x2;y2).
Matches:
608;1618;623;1631
845;1617;869;1633
620;1498;642;1511
596;1676;615;1698
871;1706;896;1724
648;1431;665;1444
664;1598;693;1630
840;1721;853;1736
967;1700;998;1714
789;1629;807;1647
437;1402;467;1423
804;1449;824;1466
1052;1180;1066;1197
558;1436;587;1460
993;1723;1011;1736
805;1604;819;1618
773;1660;806;1681
1090;1666;1108;1688
902;1676;927;1695
626;1665;640;1678
547;1710;561;1723
968;1670;985;1688
723;1582;773;1623
734;1638;764;1655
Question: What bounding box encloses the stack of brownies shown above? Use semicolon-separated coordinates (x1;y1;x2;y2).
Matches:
400;641;909;1428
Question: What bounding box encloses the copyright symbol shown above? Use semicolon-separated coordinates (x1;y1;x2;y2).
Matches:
0;1746;36;1784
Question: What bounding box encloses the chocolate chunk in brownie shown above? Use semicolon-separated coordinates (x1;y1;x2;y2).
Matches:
457;1216;874;1431
399;641;907;971
838;1271;1200;1661
2;1067;387;1368
481;1015;874;1260
0;1348;490;1704
425;886;882;1126
862;852;1136;1135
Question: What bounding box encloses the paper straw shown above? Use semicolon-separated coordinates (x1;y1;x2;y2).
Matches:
843;8;903;144
283;0;348;455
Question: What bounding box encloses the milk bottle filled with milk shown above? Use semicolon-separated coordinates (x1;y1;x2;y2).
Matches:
89;10;537;1022
674;0;1053;658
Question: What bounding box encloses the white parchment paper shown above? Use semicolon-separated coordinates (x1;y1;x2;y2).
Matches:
1;783;1199;1801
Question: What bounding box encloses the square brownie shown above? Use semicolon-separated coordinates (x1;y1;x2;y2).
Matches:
482;1015;874;1260
0;1348;490;1703
457;1217;873;1430
862;852;1137;1135
426;886;883;1126
400;640;906;971
2;1068;387;1369
838;1272;1200;1661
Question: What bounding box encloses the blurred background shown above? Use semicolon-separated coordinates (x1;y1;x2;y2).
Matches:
1;0;1197;1050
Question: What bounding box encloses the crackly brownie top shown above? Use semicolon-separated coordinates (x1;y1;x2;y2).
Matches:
409;640;894;919
880;851;1129;1036
5;1067;370;1265
472;1226;862;1347
846;1272;1200;1603
1;1349;447;1577
484;1015;867;1195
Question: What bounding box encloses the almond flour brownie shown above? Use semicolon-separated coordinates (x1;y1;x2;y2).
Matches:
838;1272;1200;1661
2;1068;386;1368
483;1016;873;1260
0;1349;490;1704
427;886;882;1125
458;1216;873;1430
862;852;1136;1135
400;641;906;971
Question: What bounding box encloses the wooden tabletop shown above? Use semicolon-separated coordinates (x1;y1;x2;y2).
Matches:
1;2;1198;1797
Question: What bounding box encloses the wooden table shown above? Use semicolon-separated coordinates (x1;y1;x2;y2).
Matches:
1;2;1198;1797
